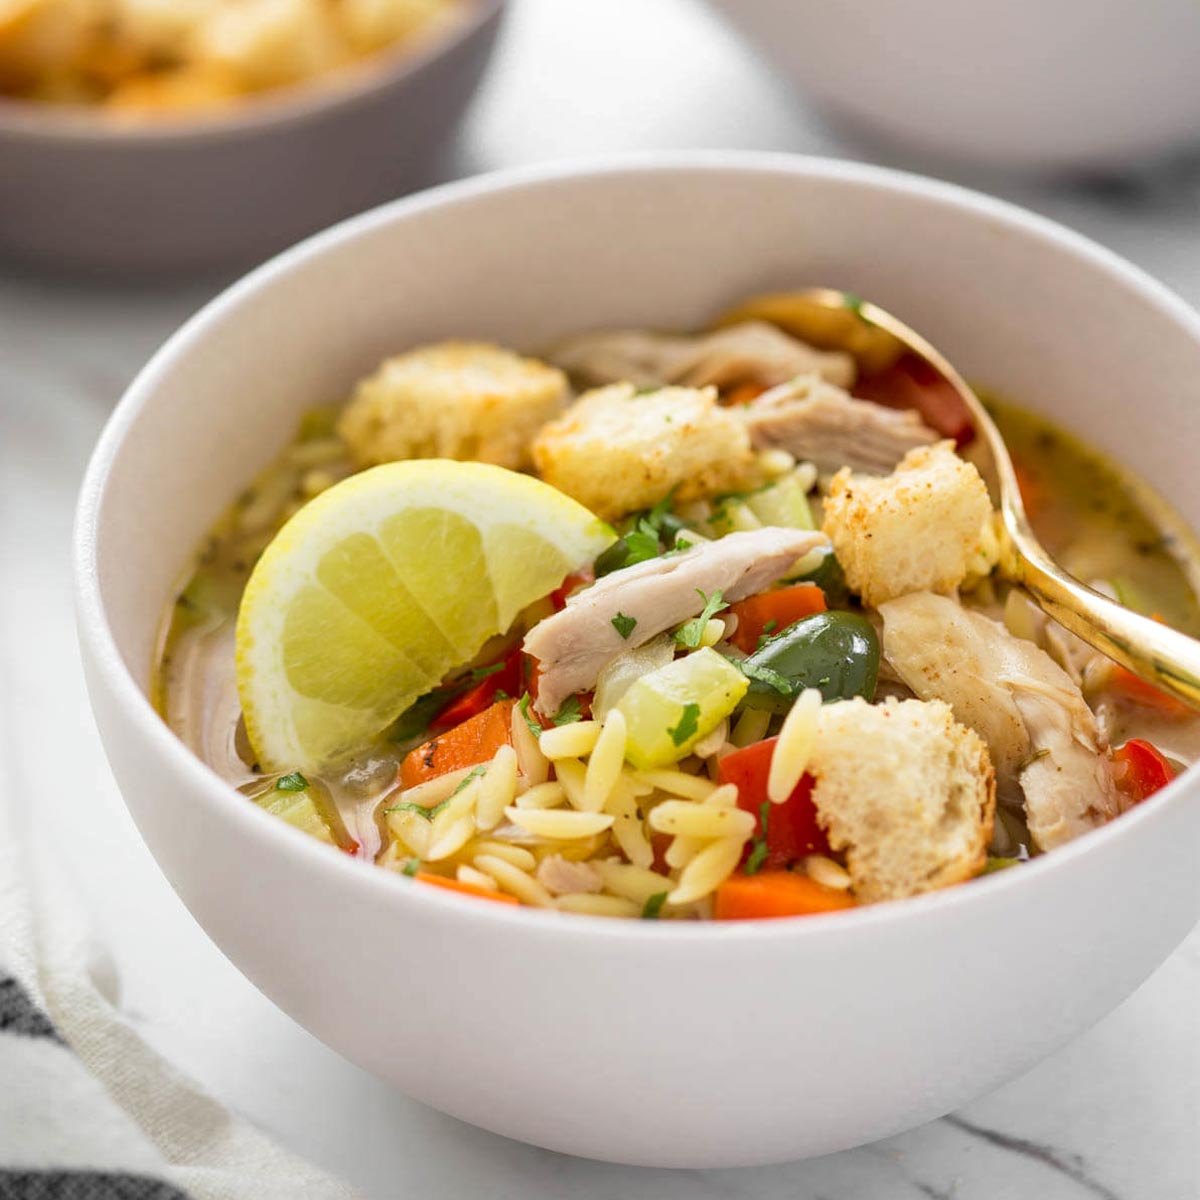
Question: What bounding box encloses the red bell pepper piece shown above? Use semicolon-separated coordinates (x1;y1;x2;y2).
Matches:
854;352;975;447
727;584;827;654
430;648;523;731
1112;738;1174;803
550;570;593;611
717;738;830;865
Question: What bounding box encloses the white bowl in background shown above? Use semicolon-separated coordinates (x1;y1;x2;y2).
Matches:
705;0;1200;174
75;154;1200;1166
0;0;504;275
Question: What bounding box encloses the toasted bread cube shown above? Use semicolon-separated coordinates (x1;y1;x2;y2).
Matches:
821;440;992;607
112;0;216;58
810;697;995;903
338;341;569;471
189;0;347;90
0;0;91;91
531;383;753;520
335;0;450;53
104;61;242;111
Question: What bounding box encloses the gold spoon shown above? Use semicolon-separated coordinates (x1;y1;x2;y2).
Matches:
718;288;1200;710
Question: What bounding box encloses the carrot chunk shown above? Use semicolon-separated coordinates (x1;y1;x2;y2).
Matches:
1109;663;1190;718
714;871;856;920
399;698;515;789
415;873;519;905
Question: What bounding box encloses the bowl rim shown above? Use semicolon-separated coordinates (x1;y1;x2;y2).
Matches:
0;0;503;145
73;149;1200;944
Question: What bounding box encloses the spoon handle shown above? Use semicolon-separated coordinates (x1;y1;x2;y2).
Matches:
1007;512;1200;710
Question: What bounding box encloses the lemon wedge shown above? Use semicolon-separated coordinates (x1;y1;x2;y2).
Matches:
235;460;614;772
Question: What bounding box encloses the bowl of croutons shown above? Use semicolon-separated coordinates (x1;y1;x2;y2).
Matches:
0;0;504;273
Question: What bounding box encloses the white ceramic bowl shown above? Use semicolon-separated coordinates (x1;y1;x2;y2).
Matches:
75;154;1200;1167
705;0;1200;174
0;1;503;274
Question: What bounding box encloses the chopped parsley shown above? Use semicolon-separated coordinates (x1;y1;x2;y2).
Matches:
552;695;584;726
385;797;453;820
275;772;309;792
401;858;421;877
745;800;772;876
612;612;637;639
674;588;729;649
622;524;663;566
517;692;543;739
667;702;701;747
642;891;668;919
755;619;780;652
468;662;505;680
593;489;690;577
842;291;864;317
451;764;487;796
730;656;793;696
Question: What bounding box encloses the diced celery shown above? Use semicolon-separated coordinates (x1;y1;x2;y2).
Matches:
616;647;749;769
250;776;354;849
257;787;337;844
705;497;763;538
746;473;814;531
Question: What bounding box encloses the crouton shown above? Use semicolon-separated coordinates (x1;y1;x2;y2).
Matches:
809;697;995;902
531;382;753;520
337;0;450;53
338;341;569;471
189;0;347;91
821;440;992;607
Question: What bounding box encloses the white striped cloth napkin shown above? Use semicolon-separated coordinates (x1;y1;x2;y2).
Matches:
0;794;361;1200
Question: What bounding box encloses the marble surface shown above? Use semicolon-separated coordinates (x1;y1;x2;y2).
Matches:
2;1;1198;1196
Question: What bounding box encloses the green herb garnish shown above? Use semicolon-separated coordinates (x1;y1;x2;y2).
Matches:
842;291;865;318
623;525;662;567
385;797;453;820
552;695;584;726
730;657;794;696
517;692;543;739
468;662;505;681
745;800;771;875
612;612;637;639
674;588;729;649
451;764;487;797
667;702;701;747
401;858;421;877
642;891;668;919
275;772;309;792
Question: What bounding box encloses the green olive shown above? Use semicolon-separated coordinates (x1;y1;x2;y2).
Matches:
740;610;880;712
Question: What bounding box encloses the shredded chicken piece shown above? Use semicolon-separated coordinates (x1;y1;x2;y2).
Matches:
548;321;856;392
879;592;1128;851
536;855;604;896
524;527;827;716
738;374;938;475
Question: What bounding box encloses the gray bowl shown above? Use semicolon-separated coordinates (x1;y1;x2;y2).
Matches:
0;0;504;275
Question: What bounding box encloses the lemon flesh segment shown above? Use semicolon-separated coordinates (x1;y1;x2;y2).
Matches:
236;459;614;773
